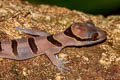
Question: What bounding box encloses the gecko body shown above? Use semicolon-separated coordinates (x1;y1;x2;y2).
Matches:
0;22;107;72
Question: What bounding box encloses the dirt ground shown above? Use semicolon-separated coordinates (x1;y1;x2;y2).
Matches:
0;0;120;80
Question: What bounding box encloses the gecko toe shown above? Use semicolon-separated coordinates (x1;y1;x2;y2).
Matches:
57;65;70;73
56;55;59;59
63;61;70;64
15;26;21;30
58;67;63;73
62;66;70;71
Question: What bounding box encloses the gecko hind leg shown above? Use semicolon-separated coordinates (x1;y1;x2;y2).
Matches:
15;26;50;36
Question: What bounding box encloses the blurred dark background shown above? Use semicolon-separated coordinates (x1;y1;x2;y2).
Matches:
23;0;120;17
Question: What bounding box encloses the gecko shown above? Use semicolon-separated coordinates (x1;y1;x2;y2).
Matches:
0;22;107;72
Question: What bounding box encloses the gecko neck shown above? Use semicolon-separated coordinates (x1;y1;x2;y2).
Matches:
53;33;76;47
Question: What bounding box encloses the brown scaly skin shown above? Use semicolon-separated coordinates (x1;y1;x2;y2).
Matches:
0;22;107;72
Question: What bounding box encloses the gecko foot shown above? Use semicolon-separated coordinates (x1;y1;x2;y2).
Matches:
55;55;70;73
15;25;31;31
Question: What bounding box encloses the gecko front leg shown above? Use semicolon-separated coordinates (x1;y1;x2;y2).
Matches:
45;48;70;73
15;26;50;36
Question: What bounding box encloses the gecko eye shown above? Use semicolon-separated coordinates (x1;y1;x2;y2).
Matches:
90;33;98;40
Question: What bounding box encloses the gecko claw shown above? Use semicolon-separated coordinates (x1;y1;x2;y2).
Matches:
63;61;70;64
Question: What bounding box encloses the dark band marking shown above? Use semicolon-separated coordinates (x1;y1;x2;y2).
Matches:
11;40;18;56
28;37;38;54
0;42;2;51
47;35;62;47
64;26;95;41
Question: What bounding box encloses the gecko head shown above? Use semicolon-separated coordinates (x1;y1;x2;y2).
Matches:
72;22;99;40
64;22;101;41
64;22;107;45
